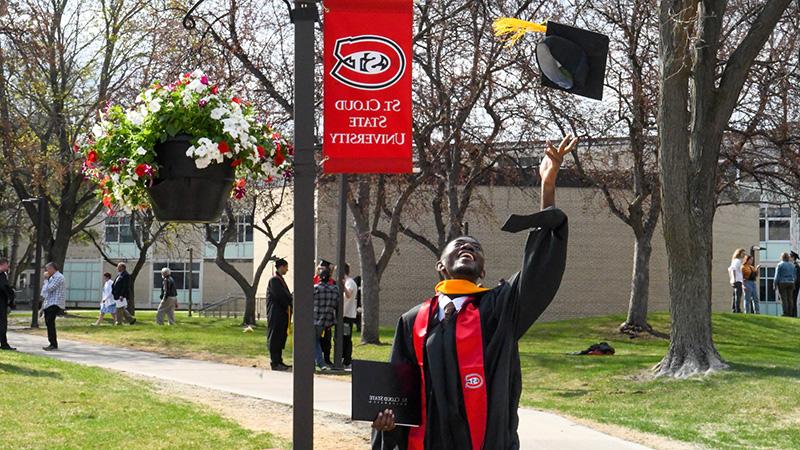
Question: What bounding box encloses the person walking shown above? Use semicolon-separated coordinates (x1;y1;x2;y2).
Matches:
342;263;358;369
313;267;338;371
112;263;136;325
93;273;116;326
156;267;178;325
775;252;796;317
792;251;800;318
741;255;760;314
728;249;745;313
40;262;66;351
0;258;17;351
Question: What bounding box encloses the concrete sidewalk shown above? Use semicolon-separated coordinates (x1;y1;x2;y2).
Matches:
8;331;651;450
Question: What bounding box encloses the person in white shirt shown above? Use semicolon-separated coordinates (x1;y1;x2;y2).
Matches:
93;273;116;326
342;263;359;369
728;248;746;313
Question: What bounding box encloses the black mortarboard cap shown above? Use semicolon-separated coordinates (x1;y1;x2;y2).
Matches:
536;21;609;100
318;259;332;268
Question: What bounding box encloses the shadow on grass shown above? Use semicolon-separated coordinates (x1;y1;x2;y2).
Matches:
726;362;800;379
0;362;62;379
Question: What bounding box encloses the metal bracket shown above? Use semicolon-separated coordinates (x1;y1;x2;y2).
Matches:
289;2;320;23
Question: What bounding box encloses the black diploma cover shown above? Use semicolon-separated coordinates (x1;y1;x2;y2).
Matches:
351;360;421;426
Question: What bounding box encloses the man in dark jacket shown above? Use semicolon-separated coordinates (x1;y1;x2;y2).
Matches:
267;258;292;370
0;258;16;351
112;263;135;325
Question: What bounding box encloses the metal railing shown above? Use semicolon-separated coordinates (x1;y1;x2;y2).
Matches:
198;294;245;318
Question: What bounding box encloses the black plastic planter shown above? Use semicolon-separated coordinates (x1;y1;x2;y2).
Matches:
147;134;234;223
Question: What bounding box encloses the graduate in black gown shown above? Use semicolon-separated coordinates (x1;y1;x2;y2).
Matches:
372;135;577;450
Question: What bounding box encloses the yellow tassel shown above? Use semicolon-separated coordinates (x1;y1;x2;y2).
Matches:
493;17;547;47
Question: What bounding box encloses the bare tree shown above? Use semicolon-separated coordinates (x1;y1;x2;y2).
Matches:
83;210;169;314
656;0;792;378
205;182;293;326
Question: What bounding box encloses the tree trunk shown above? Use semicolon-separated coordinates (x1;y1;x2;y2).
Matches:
655;216;727;377
620;233;654;334
243;291;256;326
353;221;381;344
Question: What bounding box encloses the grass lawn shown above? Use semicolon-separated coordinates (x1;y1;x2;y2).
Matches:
11;310;800;449
0;350;287;449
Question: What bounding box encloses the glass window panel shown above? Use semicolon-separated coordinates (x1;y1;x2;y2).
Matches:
191;262;200;271
768;220;790;241
172;272;185;289
105;226;119;242
169;262;183;271
759;219;766;241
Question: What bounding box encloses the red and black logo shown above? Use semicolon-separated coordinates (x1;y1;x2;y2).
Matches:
331;35;407;91
464;373;484;389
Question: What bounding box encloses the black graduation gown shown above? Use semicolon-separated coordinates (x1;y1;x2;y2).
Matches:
267;275;293;359
372;208;568;450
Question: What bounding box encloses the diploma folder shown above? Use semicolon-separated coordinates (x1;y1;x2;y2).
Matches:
351;359;421;427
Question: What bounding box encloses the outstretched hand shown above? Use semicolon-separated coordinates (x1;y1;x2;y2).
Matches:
540;135;578;186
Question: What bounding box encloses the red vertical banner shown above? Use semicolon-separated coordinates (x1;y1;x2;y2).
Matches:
323;0;413;174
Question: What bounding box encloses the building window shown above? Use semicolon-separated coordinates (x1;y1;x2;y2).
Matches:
153;262;200;290
207;215;253;243
759;267;777;303
63;260;102;302
759;206;792;242
105;216;134;243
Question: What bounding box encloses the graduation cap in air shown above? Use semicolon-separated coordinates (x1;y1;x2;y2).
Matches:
493;19;610;100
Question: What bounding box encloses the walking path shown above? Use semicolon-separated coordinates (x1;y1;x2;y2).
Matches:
8;331;652;450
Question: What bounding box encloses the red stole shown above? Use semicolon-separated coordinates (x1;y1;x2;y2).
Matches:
408;296;487;450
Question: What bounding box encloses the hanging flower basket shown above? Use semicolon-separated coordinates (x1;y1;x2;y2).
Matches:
80;70;292;222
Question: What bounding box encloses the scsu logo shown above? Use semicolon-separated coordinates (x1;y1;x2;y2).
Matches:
331;35;406;90
464;373;484;389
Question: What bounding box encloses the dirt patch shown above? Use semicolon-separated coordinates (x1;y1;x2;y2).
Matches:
564;415;706;450
135;374;372;450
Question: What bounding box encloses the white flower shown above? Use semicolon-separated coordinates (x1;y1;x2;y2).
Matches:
210;107;228;120
187;78;205;92
92;123;106;139
186;146;195;158
126;109;145;126
148;99;161;113
136;147;147;156
195;157;211;169
191;69;204;78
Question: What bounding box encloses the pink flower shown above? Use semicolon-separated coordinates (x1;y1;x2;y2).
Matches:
211;85;219;95
201;75;209;85
198;98;208;108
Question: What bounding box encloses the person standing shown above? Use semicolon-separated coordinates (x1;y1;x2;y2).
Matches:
315;259;335;365
156;267;178;325
741;255;760;314
93;273;116;326
40;262;66;351
342;263;358;369
112;263;136;325
267;258;292;371
775;252;797;317
353;275;362;333
728;249;746;313
371;135;575;450
792;251;800;318
0;258;16;351
313;268;338;371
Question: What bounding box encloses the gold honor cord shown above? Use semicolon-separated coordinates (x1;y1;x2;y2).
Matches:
492;18;547;47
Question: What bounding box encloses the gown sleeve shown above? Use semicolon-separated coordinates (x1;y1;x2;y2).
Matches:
500;207;569;340
371;313;416;450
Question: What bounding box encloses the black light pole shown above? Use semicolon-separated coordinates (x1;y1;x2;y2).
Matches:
292;1;319;449
183;2;318;448
333;174;347;370
21;196;45;328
